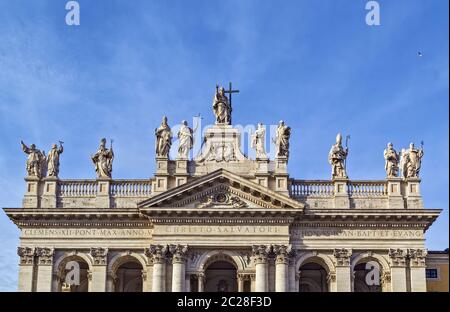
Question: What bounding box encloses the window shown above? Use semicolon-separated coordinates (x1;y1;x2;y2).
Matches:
426;269;438;279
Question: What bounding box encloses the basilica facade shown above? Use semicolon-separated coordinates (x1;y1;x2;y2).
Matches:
4;85;441;292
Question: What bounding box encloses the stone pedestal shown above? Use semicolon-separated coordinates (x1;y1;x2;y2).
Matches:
274;157;289;196
405;178;424;209
255;158;270;188
175;159;189;187
333;178;350;209
23;177;41;208
153;157;170;194
387;177;405;209
42;177;59;208
96;178;111;208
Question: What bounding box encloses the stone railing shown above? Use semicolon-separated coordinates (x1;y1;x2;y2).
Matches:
59;180;98;197
290;180;335;197
347;181;388;197
110;180;153;197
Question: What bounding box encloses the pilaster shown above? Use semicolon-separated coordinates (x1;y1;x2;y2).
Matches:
89;247;108;292
17;247;35;292
35;247;54;292
333;248;352;292
388;248;407;292
408;249;427;292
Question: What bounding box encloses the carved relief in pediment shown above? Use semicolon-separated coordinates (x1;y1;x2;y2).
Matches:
197;191;248;208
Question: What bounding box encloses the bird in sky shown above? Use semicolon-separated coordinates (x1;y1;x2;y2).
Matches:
418;51;423;57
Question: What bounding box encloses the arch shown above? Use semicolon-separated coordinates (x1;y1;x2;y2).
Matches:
295;252;335;273
53;251;93;275
107;252;148;275
351;252;390;273
196;250;245;272
298;277;323;292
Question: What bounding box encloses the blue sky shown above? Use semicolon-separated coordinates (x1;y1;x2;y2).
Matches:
0;0;448;291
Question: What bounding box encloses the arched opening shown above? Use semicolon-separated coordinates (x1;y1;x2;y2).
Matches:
353;261;382;292
57;256;90;292
204;261;238;292
114;260;143;292
298;262;329;292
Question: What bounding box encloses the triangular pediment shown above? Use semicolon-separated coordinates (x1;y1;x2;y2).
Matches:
138;169;303;210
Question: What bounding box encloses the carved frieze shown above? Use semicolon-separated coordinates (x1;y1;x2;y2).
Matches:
198;191;248;208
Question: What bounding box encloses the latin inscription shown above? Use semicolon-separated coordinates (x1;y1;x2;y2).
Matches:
22;228;152;238
156;225;287;235
290;228;423;239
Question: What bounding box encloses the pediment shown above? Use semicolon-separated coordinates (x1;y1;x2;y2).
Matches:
138;169;303;210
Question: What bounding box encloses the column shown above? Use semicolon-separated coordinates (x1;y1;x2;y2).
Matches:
170;245;188;292
146;245;168;292
288;258;296;292
333;248;352;292
198;273;205;292
185;275;191;292
252;245;270;292
106;272;116;292
17;247;35;292
89;247;108;292
389;249;407;292
237;274;245;292
408;249;427;292
273;245;290;292
35;247;54;292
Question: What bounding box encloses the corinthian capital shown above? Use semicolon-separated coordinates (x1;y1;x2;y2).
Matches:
333;248;351;266
388;248;407;267
17;247;35;265
90;247;108;265
35;247;54;265
145;244;168;264
252;245;271;264
273;245;291;264
408;249;427;267
169;244;189;263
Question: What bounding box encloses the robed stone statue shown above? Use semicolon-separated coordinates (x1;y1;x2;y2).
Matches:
383;142;399;178
328;133;348;179
155;116;172;158
403;142;424;178
275;120;291;158
47;142;64;178
21;141;46;178
91;138;114;178
212;86;231;125
177;120;193;159
251;123;267;159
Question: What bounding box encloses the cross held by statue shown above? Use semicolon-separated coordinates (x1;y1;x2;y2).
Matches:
224;82;239;108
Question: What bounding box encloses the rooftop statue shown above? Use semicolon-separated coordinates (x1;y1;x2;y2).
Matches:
212;86;231;125
251;123;267;159
21;140;47;178
328;133;348;179
155;116;172;158
274;120;291;159
383;142;399;178
401;142;424;179
177;120;193;160
47;141;64;178
91;138;114;178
